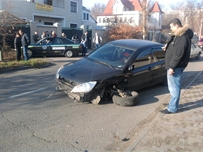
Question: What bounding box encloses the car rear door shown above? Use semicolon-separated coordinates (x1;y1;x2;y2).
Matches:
124;49;154;91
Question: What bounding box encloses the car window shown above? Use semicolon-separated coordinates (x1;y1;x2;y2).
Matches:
61;38;74;44
132;50;151;68
52;38;62;44
152;49;165;62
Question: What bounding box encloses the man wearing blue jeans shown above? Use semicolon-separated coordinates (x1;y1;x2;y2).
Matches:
161;18;193;114
19;29;29;60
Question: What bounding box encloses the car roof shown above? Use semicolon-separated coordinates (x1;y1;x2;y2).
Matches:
109;39;163;50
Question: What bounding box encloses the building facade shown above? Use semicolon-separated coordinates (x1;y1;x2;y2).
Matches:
1;0;84;28
0;0;96;43
97;0;163;41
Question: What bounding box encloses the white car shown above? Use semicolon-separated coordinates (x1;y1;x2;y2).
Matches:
190;43;202;60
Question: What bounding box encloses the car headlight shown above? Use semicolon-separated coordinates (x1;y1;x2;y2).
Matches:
56;65;64;79
71;81;97;93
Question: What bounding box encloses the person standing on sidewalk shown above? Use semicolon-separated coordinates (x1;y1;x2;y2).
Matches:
93;32;102;49
19;29;30;61
81;31;88;56
14;32;22;61
161;18;193;114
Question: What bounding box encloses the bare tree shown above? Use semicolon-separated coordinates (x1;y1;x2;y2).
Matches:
0;1;26;50
90;3;106;19
140;0;157;40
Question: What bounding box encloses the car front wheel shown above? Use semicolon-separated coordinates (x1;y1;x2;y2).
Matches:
65;50;73;58
27;49;33;58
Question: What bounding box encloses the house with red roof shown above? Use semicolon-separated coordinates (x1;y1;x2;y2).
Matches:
97;0;163;41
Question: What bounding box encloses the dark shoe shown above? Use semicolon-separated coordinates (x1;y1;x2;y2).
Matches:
161;109;173;114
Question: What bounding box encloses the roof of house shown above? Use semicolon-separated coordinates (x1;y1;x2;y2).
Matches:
103;0;115;15
149;1;163;13
102;0;162;15
130;0;142;11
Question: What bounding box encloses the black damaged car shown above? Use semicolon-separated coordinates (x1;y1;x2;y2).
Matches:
56;39;166;106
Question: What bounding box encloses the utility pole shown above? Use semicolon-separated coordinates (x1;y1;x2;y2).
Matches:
141;0;147;40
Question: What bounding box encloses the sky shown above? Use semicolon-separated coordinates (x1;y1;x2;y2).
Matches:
82;0;181;10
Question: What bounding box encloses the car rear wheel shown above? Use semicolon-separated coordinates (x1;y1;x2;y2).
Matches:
65;50;74;58
27;49;33;58
112;91;139;106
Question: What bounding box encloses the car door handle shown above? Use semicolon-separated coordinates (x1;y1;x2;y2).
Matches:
148;67;152;70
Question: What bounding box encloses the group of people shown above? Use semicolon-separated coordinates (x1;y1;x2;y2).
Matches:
33;30;58;43
14;29;29;61
71;32;102;56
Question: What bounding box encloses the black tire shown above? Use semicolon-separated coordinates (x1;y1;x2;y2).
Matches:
112;91;138;106
65;50;74;58
27;49;33;58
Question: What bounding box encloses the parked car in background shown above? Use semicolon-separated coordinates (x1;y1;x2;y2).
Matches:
27;37;83;58
197;38;203;50
56;39;166;106
190;43;202;60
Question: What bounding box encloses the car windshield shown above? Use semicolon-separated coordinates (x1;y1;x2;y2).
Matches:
87;44;134;69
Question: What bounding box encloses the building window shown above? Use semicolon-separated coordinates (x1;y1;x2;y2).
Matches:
44;0;52;5
70;23;77;28
70;1;77;13
83;13;89;20
99;18;101;23
44;22;53;25
87;14;89;20
103;18;106;23
124;17;127;22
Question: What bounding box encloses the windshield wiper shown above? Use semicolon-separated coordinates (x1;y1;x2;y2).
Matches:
97;61;114;68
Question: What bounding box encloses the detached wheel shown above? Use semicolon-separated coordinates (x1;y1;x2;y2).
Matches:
65;50;73;58
27;49;33;58
112;91;138;106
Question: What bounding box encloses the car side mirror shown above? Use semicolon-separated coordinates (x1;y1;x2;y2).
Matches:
128;65;134;71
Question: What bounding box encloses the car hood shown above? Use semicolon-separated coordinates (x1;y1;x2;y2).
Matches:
59;58;122;83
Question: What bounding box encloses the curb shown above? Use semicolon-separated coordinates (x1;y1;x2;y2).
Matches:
0;63;55;74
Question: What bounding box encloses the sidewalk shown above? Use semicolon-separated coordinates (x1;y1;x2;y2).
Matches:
126;71;203;152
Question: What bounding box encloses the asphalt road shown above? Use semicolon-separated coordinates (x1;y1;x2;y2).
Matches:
0;55;202;152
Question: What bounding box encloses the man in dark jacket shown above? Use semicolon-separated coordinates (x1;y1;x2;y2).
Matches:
19;29;30;60
161;18;193;114
33;30;40;43
81;32;88;56
14;32;22;61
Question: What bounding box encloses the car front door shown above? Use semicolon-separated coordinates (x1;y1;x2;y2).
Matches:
123;49;154;91
151;48;166;85
50;38;65;56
